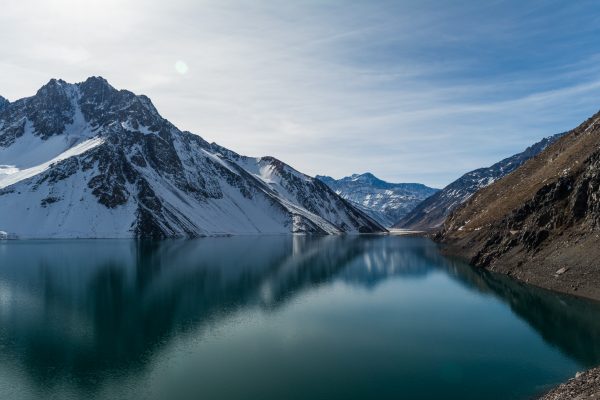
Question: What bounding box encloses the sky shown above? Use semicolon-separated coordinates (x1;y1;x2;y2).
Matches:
2;0;600;187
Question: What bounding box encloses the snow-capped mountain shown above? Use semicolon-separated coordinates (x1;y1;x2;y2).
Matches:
395;133;565;230
316;173;438;227
0;77;384;238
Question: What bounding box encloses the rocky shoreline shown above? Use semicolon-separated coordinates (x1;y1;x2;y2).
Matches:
538;367;600;399
437;239;600;303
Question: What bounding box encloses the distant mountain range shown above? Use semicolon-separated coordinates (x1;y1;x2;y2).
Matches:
438;109;600;301
316;173;438;227
0;77;384;238
394;133;564;230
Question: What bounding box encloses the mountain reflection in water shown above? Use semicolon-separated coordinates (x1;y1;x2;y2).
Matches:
0;236;599;400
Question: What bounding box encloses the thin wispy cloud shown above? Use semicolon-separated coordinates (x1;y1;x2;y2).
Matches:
2;0;600;187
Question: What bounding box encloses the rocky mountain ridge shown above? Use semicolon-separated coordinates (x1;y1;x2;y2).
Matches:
0;77;384;238
317;173;438;227
395;133;564;230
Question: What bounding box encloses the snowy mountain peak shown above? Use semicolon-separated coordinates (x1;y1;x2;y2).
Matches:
38;78;68;91
319;173;435;192
78;76;120;101
0;77;169;147
317;173;438;227
82;75;112;87
350;172;377;182
0;77;384;238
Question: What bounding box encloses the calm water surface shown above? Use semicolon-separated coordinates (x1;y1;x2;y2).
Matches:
0;236;599;400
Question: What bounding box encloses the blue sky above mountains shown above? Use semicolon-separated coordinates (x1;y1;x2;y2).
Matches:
2;0;600;187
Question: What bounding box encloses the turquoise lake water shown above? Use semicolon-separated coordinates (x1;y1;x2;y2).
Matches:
0;235;599;399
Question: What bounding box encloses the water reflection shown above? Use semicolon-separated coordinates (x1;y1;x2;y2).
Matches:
407;245;600;367
453;264;600;367
0;236;599;397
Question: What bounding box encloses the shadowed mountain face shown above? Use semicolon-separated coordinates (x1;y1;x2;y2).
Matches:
0;96;8;112
0;77;383;238
317;173;438;227
395;133;564;230
0;236;599;400
438;109;600;301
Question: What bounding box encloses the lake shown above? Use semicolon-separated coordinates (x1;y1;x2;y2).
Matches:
0;235;599;400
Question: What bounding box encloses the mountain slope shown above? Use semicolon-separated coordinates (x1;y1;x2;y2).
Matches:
0;96;8;112
317;173;438;227
395;133;564;230
437;109;600;301
0;77;384;238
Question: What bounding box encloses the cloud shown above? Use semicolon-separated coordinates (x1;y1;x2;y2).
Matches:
1;0;600;187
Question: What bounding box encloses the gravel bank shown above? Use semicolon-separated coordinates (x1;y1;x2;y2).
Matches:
539;367;600;399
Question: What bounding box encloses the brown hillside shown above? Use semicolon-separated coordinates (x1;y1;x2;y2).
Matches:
438;109;600;300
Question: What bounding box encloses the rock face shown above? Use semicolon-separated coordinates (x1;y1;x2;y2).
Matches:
437;109;600;301
317;173;438;227
0;96;8;112
0;77;384;238
395;133;564;230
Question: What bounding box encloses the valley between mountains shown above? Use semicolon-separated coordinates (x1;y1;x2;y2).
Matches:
2;76;600;399
2;76;600;305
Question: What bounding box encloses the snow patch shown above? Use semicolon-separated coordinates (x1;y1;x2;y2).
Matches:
0;136;104;189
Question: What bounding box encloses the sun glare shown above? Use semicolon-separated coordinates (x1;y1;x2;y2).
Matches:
174;60;189;75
